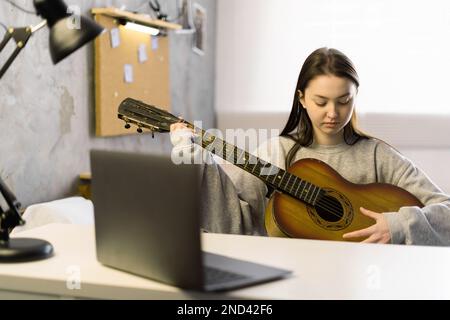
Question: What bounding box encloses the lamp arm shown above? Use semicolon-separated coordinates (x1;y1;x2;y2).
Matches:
0;177;25;242
0;20;46;79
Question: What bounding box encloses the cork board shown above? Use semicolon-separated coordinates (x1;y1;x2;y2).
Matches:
93;14;171;136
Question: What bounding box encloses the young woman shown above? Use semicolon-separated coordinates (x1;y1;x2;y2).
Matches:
170;47;450;246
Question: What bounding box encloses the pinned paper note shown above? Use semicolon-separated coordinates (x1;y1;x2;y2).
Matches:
110;28;120;48
124;64;133;83
138;44;148;63
151;36;159;51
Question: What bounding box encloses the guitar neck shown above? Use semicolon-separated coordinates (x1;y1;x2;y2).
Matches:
185;123;322;205
117;97;322;206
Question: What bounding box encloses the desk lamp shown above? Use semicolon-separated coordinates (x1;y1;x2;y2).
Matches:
0;0;103;262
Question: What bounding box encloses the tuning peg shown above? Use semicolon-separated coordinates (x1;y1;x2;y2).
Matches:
151;131;155;139
137;127;143;133
124;123;131;129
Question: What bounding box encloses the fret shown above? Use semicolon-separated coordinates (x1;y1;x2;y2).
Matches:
300;181;309;201
225;144;237;163
256;161;264;175
215;140;225;158
250;154;259;166
250;156;258;173
260;161;270;177
272;165;281;177
293;177;303;195
262;173;273;183
259;161;268;178
280;171;291;189
207;138;220;156
211;140;221;156
203;139;213;152
305;183;312;203
203;135;212;148
277;171;287;189
232;146;240;164
285;174;292;192
242;153;249;169
261;163;276;181
236;149;244;165
308;185;316;203
290;176;299;194
311;186;321;205
222;142;229;161
244;153;250;167
271;169;283;185
304;183;311;202
259;160;269;178
294;178;303;197
223;142;232;161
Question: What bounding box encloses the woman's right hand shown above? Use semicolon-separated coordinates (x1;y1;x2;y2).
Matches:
170;122;190;133
170;120;212;165
169;121;195;148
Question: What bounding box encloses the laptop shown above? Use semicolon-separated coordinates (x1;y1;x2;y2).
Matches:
90;149;291;292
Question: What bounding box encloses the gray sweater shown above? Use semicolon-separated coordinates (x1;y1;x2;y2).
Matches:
171;130;450;246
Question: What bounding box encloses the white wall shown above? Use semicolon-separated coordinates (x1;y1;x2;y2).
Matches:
216;0;450;114
215;0;450;193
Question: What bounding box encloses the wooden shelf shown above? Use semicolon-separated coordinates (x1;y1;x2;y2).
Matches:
91;7;181;30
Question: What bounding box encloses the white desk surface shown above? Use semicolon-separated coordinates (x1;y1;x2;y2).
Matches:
2;223;450;299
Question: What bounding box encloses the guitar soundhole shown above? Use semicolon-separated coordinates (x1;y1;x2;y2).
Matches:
315;196;343;222
306;189;353;231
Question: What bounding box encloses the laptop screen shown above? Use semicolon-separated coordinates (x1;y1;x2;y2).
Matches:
91;150;205;289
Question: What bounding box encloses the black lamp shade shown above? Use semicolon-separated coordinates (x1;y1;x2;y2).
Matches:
49;16;103;64
34;0;103;64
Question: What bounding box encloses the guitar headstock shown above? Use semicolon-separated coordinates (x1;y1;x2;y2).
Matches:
118;98;181;134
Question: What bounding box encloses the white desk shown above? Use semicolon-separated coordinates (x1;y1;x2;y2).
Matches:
2;223;450;299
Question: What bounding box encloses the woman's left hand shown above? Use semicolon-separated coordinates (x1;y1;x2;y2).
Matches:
342;207;391;244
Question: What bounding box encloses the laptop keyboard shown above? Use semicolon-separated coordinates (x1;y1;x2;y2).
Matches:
204;266;249;285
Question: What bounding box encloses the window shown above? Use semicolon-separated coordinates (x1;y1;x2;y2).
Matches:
216;0;450;115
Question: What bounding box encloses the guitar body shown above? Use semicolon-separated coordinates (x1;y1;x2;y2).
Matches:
265;158;423;241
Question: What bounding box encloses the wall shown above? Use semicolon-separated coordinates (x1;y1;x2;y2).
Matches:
215;0;450;194
0;0;216;206
216;0;450;115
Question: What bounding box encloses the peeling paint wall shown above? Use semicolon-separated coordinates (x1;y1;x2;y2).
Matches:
0;0;216;206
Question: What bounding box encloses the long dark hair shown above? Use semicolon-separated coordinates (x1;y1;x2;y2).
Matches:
280;47;370;167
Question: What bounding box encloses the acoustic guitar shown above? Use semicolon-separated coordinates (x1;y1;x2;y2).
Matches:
117;98;424;242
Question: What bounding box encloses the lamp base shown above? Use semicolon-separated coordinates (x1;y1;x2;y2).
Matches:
0;238;54;262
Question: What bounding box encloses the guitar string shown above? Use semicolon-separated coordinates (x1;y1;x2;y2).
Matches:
189;123;345;219
197;130;345;216
199;136;344;219
125;106;346;218
121;107;346;219
203;134;344;214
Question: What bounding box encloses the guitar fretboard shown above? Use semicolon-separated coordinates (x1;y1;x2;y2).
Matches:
117;97;323;206
196;128;322;206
